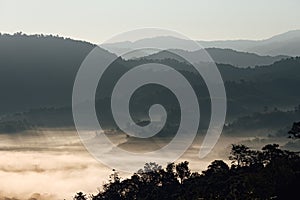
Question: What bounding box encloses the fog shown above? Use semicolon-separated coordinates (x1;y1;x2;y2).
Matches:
0;129;294;200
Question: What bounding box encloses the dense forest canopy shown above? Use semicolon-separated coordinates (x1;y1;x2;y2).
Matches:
74;142;300;200
1;34;300;137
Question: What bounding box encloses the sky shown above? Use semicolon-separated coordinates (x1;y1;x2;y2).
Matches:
1;0;300;44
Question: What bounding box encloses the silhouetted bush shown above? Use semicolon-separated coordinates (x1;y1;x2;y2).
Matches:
77;143;300;199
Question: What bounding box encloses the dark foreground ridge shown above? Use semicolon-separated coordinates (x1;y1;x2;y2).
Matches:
74;143;300;200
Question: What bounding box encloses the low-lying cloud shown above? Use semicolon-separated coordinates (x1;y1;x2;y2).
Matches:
0;129;294;199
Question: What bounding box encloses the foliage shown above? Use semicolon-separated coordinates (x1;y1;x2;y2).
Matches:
288;121;300;138
78;143;300;200
74;192;88;200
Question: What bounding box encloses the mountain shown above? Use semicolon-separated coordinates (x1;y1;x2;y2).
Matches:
224;107;300;136
1;55;300;135
101;36;199;53
200;30;300;56
1;33;300;136
0;33;116;114
102;30;300;57
249;30;300;56
142;48;287;68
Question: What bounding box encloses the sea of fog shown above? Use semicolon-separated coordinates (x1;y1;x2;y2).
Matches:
0;129;293;200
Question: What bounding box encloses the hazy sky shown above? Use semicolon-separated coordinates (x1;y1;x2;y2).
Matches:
1;0;300;44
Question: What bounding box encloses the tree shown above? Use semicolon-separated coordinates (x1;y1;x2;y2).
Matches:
88;143;300;200
229;144;252;167
262;144;284;163
94;169;122;200
203;160;229;176
176;161;191;184
288;121;300;138
73;192;87;200
138;162;162;173
163;162;178;185
137;162;163;187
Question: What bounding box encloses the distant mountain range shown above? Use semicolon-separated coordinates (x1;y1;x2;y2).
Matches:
102;30;300;57
0;33;116;113
200;30;300;56
1;56;300;135
0;32;300;136
142;48;287;68
0;32;299;114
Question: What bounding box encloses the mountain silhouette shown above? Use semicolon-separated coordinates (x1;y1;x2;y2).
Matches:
1;33;300;136
199;30;300;56
142;48;287;68
102;30;300;57
0;33;116;113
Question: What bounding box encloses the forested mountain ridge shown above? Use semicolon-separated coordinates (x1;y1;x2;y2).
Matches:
0;33;116;113
102;30;300;56
1;33;300;136
142;48;288;68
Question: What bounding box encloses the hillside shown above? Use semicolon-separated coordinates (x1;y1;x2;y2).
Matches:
1;34;300;136
199;30;300;56
143;48;287;68
1;52;300;136
0;33;116;113
102;30;300;57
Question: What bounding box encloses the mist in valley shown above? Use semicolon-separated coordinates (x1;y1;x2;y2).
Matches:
0;127;297;200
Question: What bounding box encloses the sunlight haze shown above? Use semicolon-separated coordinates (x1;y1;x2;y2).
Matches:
1;0;300;43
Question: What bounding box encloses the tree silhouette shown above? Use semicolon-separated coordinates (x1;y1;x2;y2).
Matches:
203;160;229;176
229;144;252;167
73;192;87;200
288;121;300;138
175;161;191;184
262;144;283;163
88;144;300;200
